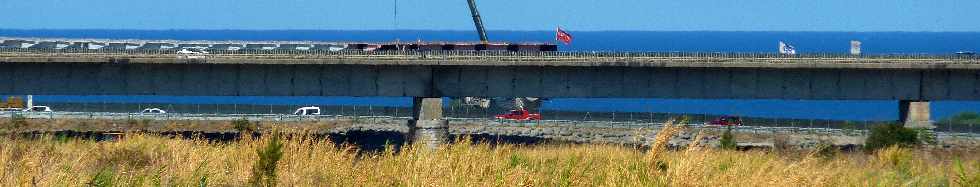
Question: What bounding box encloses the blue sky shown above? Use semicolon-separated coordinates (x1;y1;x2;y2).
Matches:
2;0;978;31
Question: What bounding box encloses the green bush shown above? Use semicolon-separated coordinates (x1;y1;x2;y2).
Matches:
914;128;937;145
234;118;257;132
865;124;919;152
250;134;283;187
953;159;980;186
810;141;838;159
507;153;530;168
719;126;737;150
88;168;116;187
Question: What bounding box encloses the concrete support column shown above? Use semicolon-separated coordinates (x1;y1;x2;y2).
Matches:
408;97;448;148
899;100;934;129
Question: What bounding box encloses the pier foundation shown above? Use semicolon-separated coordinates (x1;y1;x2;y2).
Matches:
899;100;934;129
408;97;449;148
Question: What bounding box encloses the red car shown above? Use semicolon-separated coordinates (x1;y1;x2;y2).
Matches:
495;109;542;121
708;115;743;126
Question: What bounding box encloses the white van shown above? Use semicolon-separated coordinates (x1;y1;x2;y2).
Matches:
23;106;52;112
293;106;321;116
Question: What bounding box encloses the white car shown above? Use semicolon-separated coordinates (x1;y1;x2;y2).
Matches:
23;106;52;112
141;108;167;114
178;48;207;59
177;47;209;54
293;106;321;116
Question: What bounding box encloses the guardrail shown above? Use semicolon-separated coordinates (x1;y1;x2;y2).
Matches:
1;111;412;122
1;48;978;63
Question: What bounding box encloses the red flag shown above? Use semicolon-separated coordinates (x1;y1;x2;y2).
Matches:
556;27;573;45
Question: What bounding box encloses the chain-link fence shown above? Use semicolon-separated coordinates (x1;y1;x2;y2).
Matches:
439;99;980;136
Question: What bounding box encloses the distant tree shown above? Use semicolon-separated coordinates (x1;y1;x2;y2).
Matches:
939;112;980;125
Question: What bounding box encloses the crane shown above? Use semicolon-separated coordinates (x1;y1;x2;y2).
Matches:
462;0;545;113
466;0;489;44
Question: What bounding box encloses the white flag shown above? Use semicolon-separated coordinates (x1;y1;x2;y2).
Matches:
779;41;796;55
850;40;862;55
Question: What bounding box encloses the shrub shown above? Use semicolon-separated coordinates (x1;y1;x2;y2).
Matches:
88;168;116;187
719;126;737;150
809;141;838;159
234;118;257;132
508;153;530;168
865;124;919;152
953;159;980;186
914;128;937;145
250;134;284;187
874;146;914;175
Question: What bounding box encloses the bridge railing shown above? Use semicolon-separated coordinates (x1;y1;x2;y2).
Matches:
2;47;978;63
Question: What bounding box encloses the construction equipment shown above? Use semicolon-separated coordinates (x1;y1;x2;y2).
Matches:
0;96;24;110
466;0;489;44
708;115;743;126
461;0;547;117
495;109;542;121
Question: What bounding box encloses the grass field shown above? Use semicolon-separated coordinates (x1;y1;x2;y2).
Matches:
0;126;977;186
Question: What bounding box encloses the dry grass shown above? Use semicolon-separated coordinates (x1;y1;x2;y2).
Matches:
0;132;977;186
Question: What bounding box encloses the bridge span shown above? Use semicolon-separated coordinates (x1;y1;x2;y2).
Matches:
3;51;980;145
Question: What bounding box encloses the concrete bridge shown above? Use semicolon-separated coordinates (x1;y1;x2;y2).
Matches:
2;51;979;146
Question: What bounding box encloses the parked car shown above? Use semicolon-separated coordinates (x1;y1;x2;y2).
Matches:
955;51;976;56
177;47;209;54
708;115;742;126
141;108;167;114
495;109;542;121
177;48;208;59
293;106;321;116
23;106;53;112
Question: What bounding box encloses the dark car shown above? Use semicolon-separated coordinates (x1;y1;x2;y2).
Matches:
708;115;742;126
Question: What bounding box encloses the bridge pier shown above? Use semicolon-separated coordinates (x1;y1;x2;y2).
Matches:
899;100;934;129
407;97;449;148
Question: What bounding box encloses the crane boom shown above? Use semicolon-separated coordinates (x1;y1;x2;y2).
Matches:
466;0;489;44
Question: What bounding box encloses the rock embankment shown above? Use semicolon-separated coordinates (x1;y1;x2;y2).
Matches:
4;117;978;149
449;121;980;150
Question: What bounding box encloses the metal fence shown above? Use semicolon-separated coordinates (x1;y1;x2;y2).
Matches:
2;101;979;137
1;111;410;122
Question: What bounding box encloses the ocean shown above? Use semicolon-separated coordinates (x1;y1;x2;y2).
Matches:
2;29;979;121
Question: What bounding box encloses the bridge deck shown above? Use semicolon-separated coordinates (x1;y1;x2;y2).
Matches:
2;50;979;69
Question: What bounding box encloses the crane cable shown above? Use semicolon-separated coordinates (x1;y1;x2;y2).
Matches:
393;0;401;48
393;0;398;30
